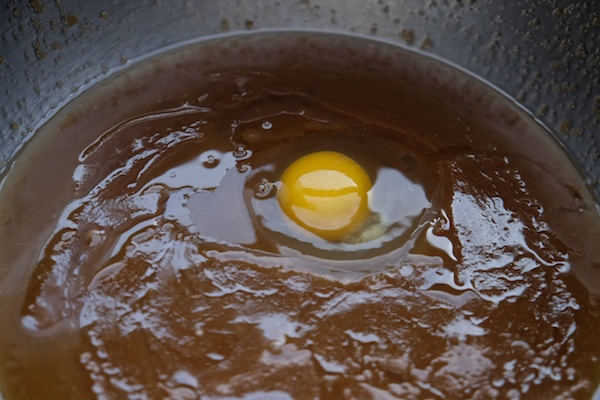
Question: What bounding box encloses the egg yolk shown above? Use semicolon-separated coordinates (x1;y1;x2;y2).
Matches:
277;151;372;242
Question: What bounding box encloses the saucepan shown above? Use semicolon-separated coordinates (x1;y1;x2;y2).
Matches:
0;0;598;399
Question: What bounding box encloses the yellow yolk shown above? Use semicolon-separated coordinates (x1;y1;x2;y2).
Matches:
277;151;372;242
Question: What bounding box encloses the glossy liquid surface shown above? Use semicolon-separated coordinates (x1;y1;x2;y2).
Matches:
1;32;600;399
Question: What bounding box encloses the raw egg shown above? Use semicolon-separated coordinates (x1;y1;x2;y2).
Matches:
277;151;372;241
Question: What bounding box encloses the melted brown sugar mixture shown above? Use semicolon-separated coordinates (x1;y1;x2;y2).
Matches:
1;32;600;399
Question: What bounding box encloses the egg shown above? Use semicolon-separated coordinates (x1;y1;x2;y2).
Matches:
277;151;372;242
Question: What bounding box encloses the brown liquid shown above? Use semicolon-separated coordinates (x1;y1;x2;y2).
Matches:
1;32;600;399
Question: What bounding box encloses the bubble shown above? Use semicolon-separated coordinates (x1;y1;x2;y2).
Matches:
202;155;219;168
262;121;273;130
254;178;276;199
267;340;284;354
234;144;251;160
237;163;250;173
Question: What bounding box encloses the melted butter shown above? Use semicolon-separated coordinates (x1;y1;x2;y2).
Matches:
1;32;600;400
